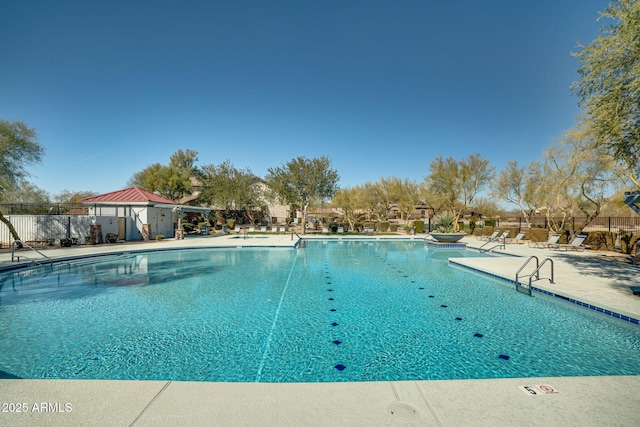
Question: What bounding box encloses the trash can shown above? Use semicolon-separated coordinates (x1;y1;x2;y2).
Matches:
222;225;228;233
201;226;210;235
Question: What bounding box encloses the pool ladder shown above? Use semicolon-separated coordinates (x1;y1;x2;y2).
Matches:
514;256;554;296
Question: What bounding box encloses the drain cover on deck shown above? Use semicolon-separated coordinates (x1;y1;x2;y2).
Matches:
387;401;419;421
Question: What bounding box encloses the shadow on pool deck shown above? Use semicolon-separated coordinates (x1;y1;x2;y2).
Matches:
1;235;639;426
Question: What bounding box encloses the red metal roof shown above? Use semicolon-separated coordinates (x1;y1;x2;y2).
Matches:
80;187;177;205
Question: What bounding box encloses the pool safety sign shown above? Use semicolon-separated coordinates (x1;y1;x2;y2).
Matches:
519;385;560;396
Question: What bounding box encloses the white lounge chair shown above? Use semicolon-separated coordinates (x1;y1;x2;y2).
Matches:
529;233;561;248
279;226;286;232
549;234;587;251
337;226;344;234
271;226;278;232
260;226;267;232
506;232;526;244
248;226;255;232
234;226;240;233
322;227;329;234
477;230;500;241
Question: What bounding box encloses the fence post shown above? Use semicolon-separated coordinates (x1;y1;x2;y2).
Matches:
608;217;611;232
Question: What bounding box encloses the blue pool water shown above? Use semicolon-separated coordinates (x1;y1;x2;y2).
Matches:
0;240;639;382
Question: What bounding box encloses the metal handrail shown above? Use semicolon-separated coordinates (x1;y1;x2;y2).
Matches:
529;258;554;288
11;240;52;265
515;256;554;296
291;231;301;241
515;256;539;284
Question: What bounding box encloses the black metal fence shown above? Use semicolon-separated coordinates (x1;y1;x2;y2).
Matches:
504;216;640;234
0;203;88;215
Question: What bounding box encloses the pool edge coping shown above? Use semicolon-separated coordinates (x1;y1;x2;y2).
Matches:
448;259;640;326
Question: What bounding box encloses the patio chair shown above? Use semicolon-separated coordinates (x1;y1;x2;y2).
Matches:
477;230;500;241
337;226;344;234
506;232;526;244
549;234;587;251
529;233;561;248
279;226;286;232
234;226;240;233
271;226;278;232
260;226;267;232
322;227;330;234
248;226;255;232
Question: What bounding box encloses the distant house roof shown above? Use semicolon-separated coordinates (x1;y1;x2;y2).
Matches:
80;187;177;205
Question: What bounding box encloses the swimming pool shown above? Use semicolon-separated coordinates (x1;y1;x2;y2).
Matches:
1;240;639;382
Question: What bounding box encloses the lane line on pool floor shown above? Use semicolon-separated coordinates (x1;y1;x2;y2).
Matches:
254;251;299;382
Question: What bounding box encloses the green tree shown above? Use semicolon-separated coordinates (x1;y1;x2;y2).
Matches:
359;182;385;221
491;161;537;227
388;178;422;224
331;187;361;231
265;156;339;234
0;119;46;242
545;126;622;236
1;181;50;203
572;0;640;188
128;149;198;200
199;160;264;221
129;162;168;193
166;149;199;199
425;153;495;229
53;189;98;204
525;124;622;236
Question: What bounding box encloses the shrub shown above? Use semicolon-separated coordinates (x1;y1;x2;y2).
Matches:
484;219;497;227
471;228;484;236
156;235;165;240
183;223;195;233
389;224;398;232
226;219;236;229
585;231;616;251
413;220;424;234
527;228;549;243
433;211;457;232
60;238;72;247
379;222;390;232
105;233;118;243
620;233;640;254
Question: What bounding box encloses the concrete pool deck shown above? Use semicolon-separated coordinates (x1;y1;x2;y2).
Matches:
1;234;639;426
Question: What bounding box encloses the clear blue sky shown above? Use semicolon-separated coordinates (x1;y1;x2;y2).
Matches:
0;0;609;196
